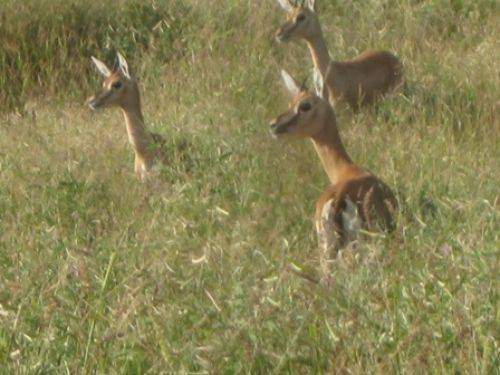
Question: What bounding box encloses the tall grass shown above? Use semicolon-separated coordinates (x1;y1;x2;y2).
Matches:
0;0;193;109
0;0;498;372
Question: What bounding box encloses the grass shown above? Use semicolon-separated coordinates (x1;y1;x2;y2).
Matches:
0;0;498;372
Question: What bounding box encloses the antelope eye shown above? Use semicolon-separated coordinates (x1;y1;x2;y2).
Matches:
112;82;122;89
296;14;306;22
299;102;312;112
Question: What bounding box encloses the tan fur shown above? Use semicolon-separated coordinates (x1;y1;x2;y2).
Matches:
270;72;397;257
325;51;403;110
275;4;403;110
314;172;397;250
88;57;167;181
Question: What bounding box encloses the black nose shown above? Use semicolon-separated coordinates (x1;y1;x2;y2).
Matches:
270;121;285;136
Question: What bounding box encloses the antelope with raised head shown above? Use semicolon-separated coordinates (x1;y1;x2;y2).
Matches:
275;0;403;110
88;52;167;181
269;70;397;276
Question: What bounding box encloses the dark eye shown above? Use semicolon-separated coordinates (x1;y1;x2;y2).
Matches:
299;102;311;112
112;82;122;89
296;14;306;22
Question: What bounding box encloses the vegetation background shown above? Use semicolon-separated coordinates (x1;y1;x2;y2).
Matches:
0;0;498;372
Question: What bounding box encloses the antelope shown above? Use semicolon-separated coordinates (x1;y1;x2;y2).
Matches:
88;52;167;181
269;70;397;276
275;0;403;110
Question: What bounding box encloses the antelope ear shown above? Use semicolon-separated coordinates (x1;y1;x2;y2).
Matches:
306;0;316;11
312;67;324;98
276;0;293;12
116;52;131;79
280;69;301;97
91;56;111;78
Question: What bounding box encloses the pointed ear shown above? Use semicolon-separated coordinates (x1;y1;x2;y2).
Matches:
276;0;293;12
91;56;111;78
306;0;316;11
281;69;301;97
116;52;131;79
312;67;324;97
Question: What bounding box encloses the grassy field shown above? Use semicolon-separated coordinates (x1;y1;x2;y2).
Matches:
0;0;498;372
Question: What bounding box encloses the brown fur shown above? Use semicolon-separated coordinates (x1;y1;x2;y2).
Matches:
275;3;403;110
326;51;403;110
315;172;397;249
270;71;397;252
89;56;168;181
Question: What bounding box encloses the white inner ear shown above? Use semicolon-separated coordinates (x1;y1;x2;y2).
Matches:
312;67;324;97
116;52;131;79
91;56;111;78
276;0;293;11
281;69;301;97
307;0;315;11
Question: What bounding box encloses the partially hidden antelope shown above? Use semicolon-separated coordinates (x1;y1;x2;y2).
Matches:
269;70;397;275
275;0;403;110
88;52;167;181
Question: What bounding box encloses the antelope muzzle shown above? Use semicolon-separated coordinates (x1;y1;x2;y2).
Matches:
275;24;295;42
87;90;112;110
269;112;298;136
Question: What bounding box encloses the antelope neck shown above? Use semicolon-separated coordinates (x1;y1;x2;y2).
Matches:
120;99;153;156
305;29;331;78
310;110;352;185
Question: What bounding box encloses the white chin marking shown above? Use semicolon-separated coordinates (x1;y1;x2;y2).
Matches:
342;199;362;237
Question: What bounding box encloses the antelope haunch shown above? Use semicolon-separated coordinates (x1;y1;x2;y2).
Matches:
275;0;403;110
269;70;397;274
88;53;166;181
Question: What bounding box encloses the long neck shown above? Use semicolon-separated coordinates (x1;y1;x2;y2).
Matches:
305;26;331;77
120;88;152;156
310;108;353;185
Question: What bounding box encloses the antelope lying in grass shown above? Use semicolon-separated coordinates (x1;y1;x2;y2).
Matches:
88;53;167;181
275;0;403;110
269;70;397;275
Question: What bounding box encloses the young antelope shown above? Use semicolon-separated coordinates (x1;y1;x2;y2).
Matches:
275;0;403;110
88;52;167;181
269;70;398;275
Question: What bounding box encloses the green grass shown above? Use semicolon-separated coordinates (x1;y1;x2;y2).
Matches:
0;0;498;372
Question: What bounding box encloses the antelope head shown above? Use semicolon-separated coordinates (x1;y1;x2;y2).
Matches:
274;0;320;43
269;70;331;139
88;52;139;110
